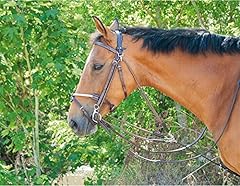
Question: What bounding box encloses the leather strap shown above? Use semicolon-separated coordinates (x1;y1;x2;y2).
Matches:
117;65;127;98
72;93;115;111
96;58;120;108
94;41;118;54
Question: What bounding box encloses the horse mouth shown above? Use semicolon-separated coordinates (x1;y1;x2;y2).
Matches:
68;116;97;137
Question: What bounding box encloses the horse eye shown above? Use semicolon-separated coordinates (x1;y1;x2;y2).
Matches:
93;63;104;71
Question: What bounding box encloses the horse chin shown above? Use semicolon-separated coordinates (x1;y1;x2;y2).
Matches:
85;123;98;136
75;123;97;137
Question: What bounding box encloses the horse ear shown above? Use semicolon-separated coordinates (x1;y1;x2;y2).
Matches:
92;16;112;39
110;19;119;31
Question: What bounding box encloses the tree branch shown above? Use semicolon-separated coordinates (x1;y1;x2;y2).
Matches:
17;5;41;178
191;0;207;29
140;0;162;28
34;92;41;177
182;157;218;181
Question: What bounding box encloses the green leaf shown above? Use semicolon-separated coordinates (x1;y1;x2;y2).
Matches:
3;27;18;40
1;129;9;137
11;131;26;152
8;112;17;123
3;1;16;8
13;14;26;26
45;8;58;18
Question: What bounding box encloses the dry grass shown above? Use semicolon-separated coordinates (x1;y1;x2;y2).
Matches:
106;149;240;185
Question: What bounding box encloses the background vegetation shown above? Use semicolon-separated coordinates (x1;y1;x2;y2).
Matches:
1;0;240;184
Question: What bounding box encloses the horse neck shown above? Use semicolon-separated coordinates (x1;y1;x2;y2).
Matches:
129;46;240;139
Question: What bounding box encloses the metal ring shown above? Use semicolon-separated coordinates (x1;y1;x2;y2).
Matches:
92;112;102;123
112;60;118;65
94;104;99;110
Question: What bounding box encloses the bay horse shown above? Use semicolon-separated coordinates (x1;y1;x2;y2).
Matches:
68;16;240;175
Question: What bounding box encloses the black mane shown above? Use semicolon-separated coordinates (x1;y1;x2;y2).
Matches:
120;27;240;54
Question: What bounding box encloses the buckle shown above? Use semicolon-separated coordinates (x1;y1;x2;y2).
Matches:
92;104;102;123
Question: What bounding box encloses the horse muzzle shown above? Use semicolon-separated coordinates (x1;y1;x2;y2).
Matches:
67;104;98;137
68;116;97;137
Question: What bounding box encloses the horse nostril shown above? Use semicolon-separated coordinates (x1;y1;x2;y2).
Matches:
69;120;78;130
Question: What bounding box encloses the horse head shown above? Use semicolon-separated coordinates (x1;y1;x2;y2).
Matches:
68;17;138;136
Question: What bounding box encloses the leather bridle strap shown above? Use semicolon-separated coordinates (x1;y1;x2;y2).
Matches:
72;93;115;111
117;64;127;98
94;41;119;54
95;55;121;108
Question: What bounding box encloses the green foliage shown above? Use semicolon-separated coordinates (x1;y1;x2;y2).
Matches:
1;0;240;185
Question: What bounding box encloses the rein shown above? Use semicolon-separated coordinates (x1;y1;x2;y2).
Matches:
71;30;240;175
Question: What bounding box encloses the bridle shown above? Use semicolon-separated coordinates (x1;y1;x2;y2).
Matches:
72;30;126;123
72;29;164;128
71;29;240;176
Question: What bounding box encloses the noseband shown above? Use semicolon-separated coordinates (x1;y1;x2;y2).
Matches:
72;30;126;123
